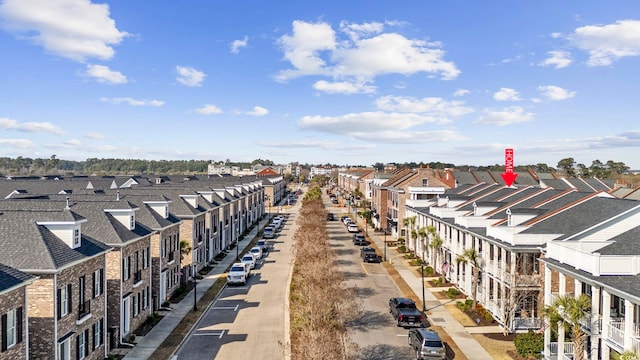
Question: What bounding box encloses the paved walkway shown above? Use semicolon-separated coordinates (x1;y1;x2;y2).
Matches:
357;210;497;360
122;216;268;360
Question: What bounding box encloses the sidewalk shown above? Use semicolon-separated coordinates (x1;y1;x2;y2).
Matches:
362;218;497;360
122;217;266;360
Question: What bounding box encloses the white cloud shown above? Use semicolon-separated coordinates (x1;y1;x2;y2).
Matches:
0;138;34;148
63;139;82;146
339;20;384;41
349;129;467;144
84;131;105;139
374;95;473;118
85;64;127;84
538;85;576;101
539;50;572;69
100;97;164;106
0;0;128;62
299;111;448;135
276;20;459;84
493;88;521;101
194;104;222;115
176;66;206;87
474;106;534;126
0;117;65;135
230;36;248;53
246;106;269;116
453;89;470;97
568;19;640;66
313;80;376;94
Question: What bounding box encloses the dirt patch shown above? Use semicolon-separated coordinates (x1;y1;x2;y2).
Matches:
472;333;516;360
445;303;478;327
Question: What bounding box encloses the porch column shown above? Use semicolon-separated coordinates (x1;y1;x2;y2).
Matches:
557;322;565;359
544;266;552;306
591;287;600;360
558;272;566;295
624;299;634;350
602;289;612;359
574;278;581;296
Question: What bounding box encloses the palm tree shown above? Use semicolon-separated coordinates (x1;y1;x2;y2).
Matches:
456;248;480;309
417;227;428;261
542;294;592;360
179;240;192;286
427;226;443;274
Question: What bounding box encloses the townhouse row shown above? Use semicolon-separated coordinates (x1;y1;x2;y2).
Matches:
0;174;285;360
338;167;640;359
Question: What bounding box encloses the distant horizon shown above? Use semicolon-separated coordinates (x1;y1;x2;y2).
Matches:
1;1;640;169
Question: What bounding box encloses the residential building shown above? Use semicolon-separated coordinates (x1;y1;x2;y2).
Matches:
0;263;36;359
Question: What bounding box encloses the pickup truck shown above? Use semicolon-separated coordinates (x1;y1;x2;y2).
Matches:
389;297;427;328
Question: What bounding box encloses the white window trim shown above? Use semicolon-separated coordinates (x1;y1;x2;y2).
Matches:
6;309;17;349
78;331;86;360
60;287;69;317
58;338;70;360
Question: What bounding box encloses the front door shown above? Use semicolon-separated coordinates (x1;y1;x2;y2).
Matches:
160;271;167;305
122;297;131;336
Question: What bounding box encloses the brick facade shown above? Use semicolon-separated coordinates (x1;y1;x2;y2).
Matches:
28;255;107;360
105;237;152;346
151;225;181;309
0;286;28;360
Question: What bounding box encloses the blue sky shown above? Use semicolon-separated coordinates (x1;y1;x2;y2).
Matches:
1;1;640;169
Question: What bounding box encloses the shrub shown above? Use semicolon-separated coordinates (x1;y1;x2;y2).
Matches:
397;237;405;245
456;299;473;312
443;288;461;299
409;259;423;266
433;278;443;287
514;330;543;358
423;266;434;276
398;245;407;253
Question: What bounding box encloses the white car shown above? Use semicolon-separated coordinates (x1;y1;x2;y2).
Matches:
348;224;359;233
257;239;269;253
241;254;257;269
227;263;250;285
249;246;263;260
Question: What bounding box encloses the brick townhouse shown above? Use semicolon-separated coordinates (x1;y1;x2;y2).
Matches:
67;200;153;349
0;263;36;360
0;206;111;360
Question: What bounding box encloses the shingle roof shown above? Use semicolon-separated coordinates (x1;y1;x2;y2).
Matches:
0;262;36;293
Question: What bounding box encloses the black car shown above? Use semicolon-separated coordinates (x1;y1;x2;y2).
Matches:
353;233;367;246
360;247;380;263
327;213;335;221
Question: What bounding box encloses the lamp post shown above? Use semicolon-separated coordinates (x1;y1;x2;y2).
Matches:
421;263;426;312
383;230;387;262
192;264;197;311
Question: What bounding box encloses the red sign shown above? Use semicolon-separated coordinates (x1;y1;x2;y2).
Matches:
500;148;518;187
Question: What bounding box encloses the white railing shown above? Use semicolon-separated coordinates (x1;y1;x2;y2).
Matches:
514;317;544;330
632;337;640;354
547;342;574;356
607;321;625;348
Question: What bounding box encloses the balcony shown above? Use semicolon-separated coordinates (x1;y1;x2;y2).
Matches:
546;342;574;360
77;299;91;323
514;273;542;287
605;320;640;350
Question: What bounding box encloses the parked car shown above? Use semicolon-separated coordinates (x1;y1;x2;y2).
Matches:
389;297;427;328
227;263;250;285
327;213;335;221
341;216;350;224
263;226;275;239
353;233;367;246
348;224;359;233
408;328;446;359
249;246;263;260
360;247;380;262
241;254;257;269
257;239;269;252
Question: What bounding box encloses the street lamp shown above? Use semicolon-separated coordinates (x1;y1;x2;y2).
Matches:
192;264;198;311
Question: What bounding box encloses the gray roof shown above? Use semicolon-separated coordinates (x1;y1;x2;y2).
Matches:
541;179;573;190
0;262;36;293
0;209;110;271
473;171;498;184
453;171;478;185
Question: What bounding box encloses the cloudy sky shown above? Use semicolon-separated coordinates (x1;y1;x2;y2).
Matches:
1;0;640;169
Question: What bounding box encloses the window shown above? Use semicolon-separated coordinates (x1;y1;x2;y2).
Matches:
1;307;22;351
132;294;139;317
78;276;86;308
142;287;149;310
58;284;72;318
161;238;166;258
76;329;89;359
130;213;135;229
422;179;429;186
143;247;149;269
122;256;130;281
92;319;103;350
92;269;103;298
73;228;81;247
58;337;70;360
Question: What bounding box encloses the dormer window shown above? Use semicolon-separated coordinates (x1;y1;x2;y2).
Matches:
130;213;135;229
74;228;81;247
422;179;428;186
